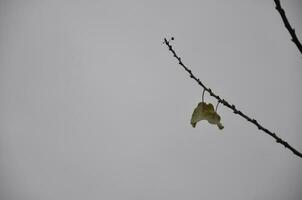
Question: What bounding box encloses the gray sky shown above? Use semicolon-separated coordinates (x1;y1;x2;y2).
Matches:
0;0;302;200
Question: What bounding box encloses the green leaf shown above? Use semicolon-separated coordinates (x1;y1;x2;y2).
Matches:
191;102;224;130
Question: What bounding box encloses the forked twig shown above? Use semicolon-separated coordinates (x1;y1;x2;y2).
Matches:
164;38;302;158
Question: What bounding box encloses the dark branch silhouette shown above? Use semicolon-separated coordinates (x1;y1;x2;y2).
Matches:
274;0;302;55
164;38;302;159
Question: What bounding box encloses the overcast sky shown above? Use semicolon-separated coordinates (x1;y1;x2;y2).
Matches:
1;0;302;200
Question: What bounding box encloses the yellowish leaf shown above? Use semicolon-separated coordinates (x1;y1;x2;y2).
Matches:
191;102;224;130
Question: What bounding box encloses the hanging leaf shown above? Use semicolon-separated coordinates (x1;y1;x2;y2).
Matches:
191;102;224;130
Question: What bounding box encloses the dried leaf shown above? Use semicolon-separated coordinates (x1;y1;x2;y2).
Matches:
191;102;224;130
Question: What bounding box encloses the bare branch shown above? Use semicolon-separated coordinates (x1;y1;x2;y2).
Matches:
163;38;302;159
274;0;302;55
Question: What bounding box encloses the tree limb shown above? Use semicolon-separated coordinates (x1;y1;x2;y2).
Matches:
163;38;302;158
274;0;302;55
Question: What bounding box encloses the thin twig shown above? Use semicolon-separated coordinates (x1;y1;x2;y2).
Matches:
164;38;302;159
273;0;302;55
